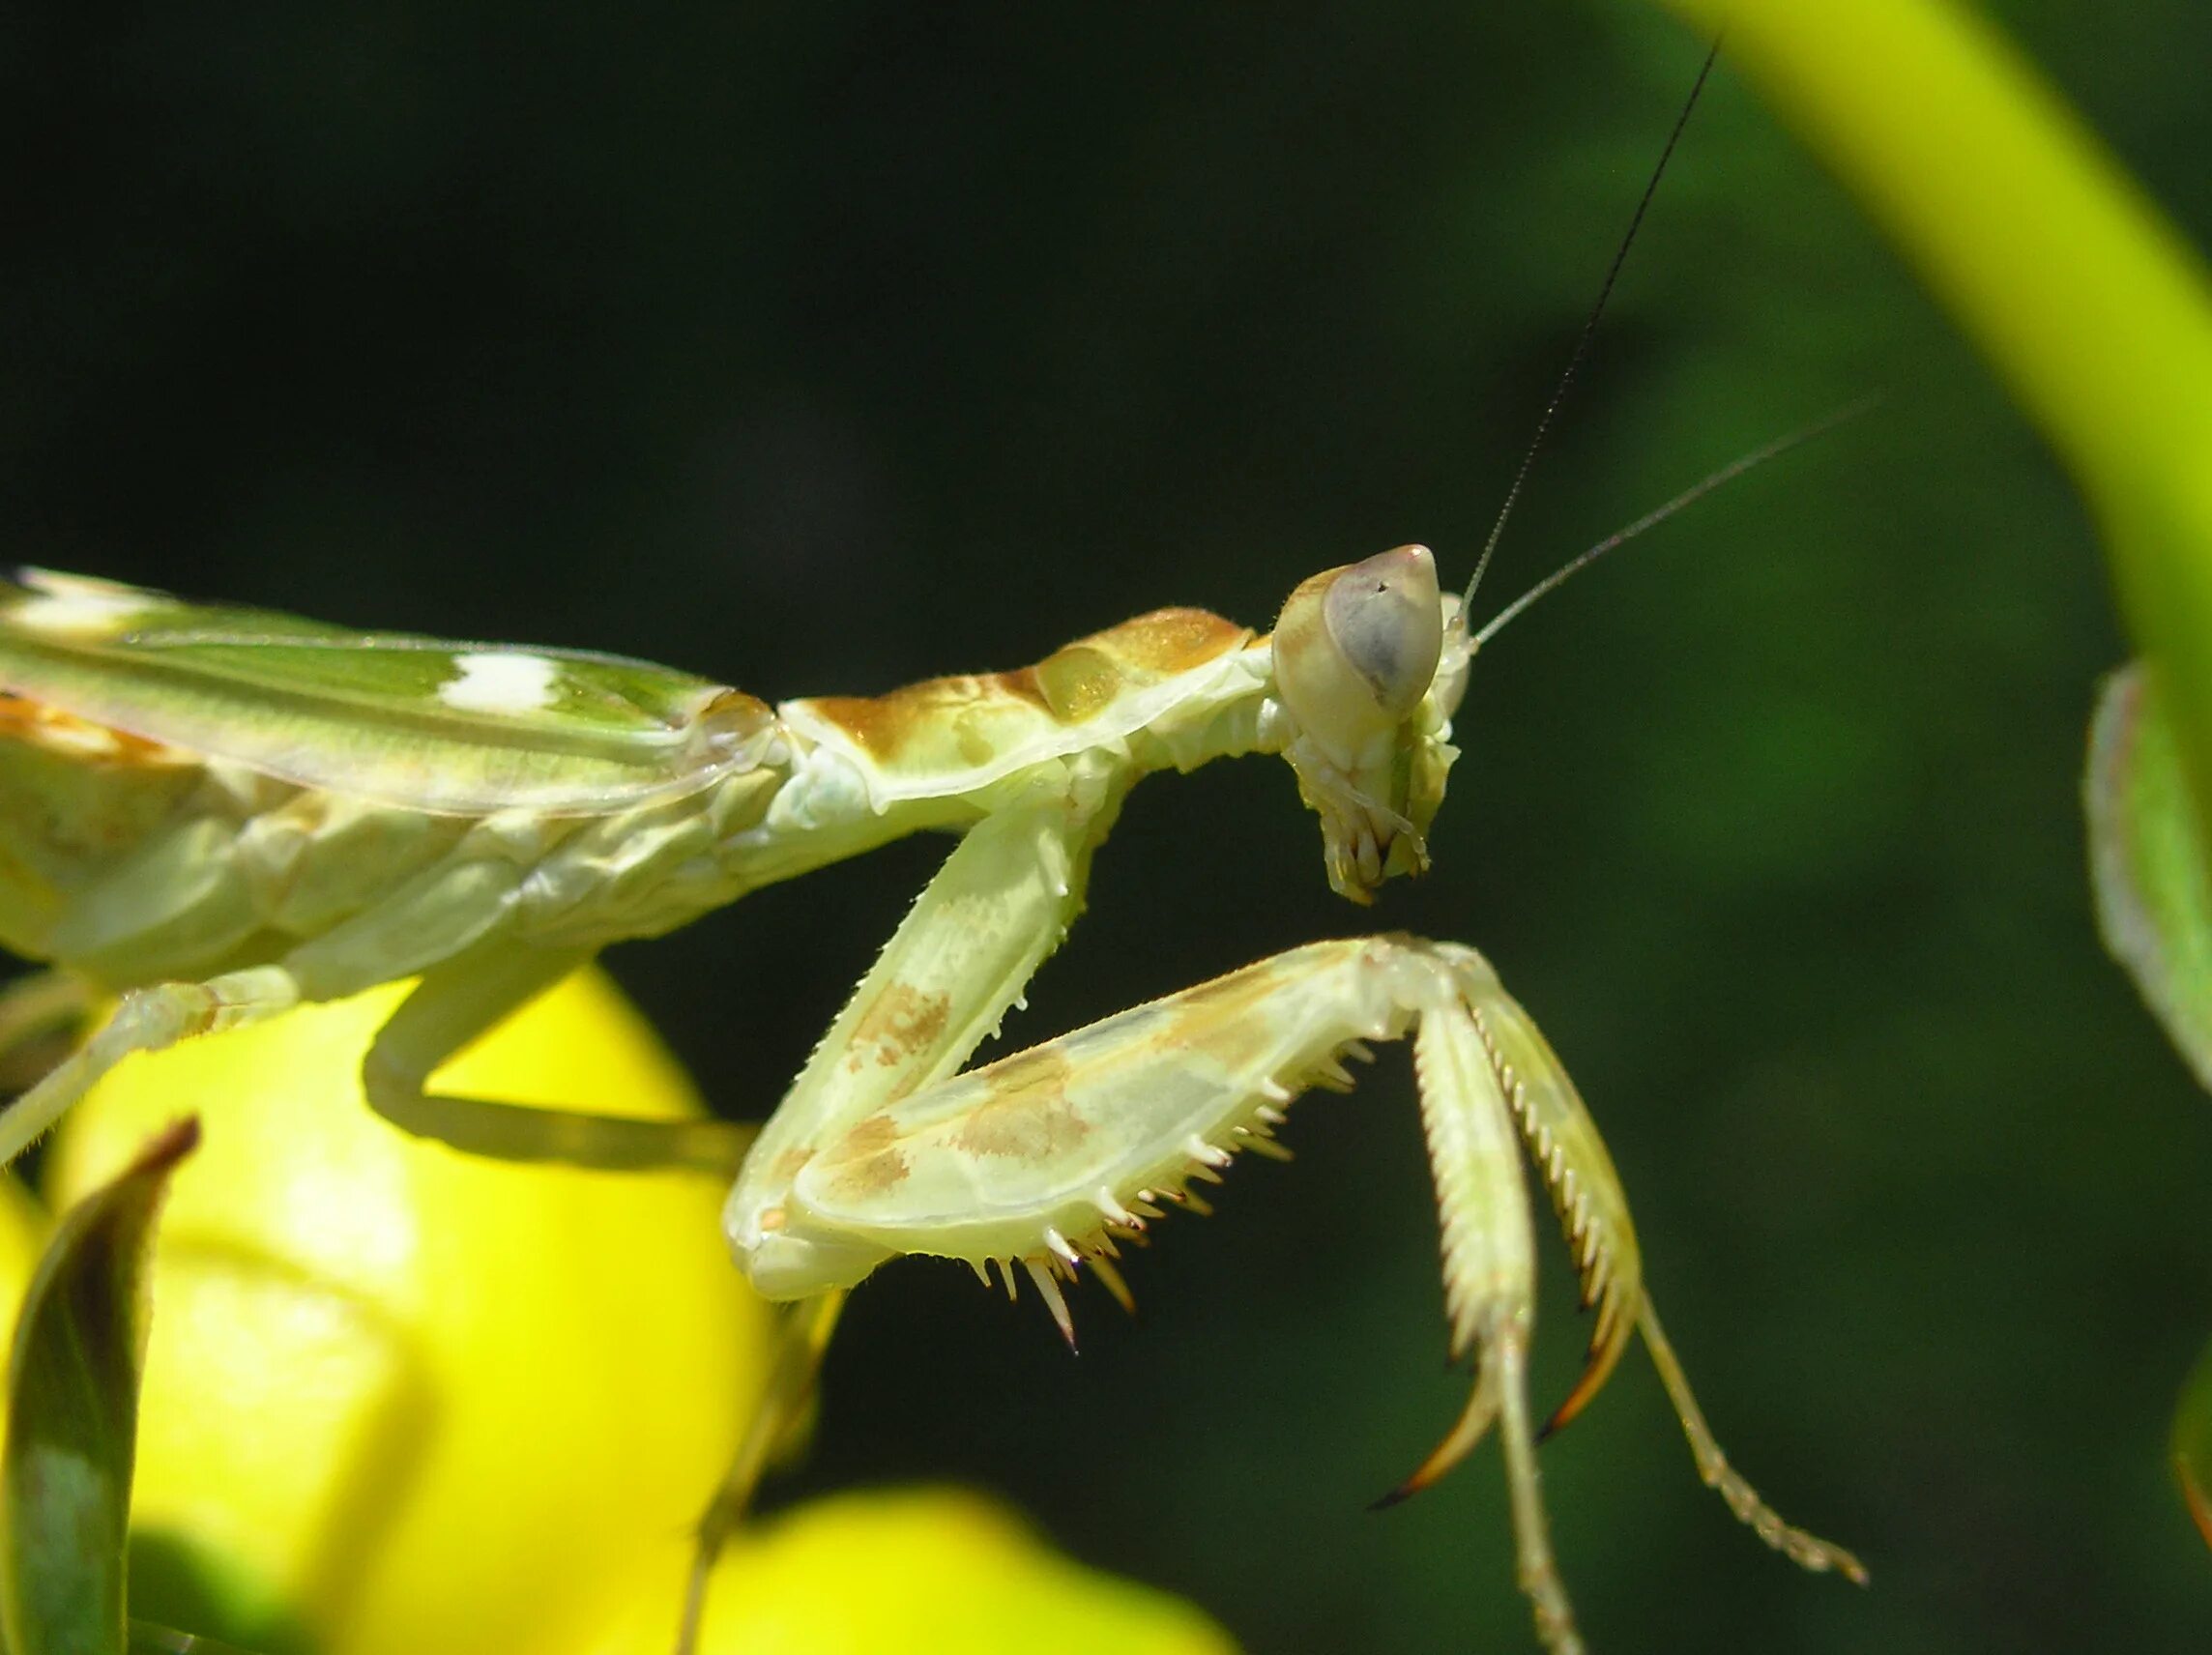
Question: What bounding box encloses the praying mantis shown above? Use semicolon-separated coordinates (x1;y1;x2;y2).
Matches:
0;44;1872;1655
0;497;1864;1655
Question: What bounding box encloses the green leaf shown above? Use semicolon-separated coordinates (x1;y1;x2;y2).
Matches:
2175;1334;2212;1551
2085;663;2212;1090
2;1118;200;1655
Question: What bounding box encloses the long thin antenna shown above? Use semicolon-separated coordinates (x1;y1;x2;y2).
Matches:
1461;37;1725;615
1470;394;1879;652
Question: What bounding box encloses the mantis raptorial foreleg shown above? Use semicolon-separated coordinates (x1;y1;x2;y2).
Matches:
1406;996;1580;1652
723;934;1863;1655
728;757;1131;1291
678;759;1131;1638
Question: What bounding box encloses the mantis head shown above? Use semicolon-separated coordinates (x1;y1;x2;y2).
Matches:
1269;544;1471;905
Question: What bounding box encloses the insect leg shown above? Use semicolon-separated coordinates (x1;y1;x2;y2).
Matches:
1636;1300;1869;1582
771;936;1440;1309
779;934;1862;1646
1439;947;1867;1586
1401;994;1580;1655
675;1287;847;1655
1441;946;1644;1435
684;768;1132;1649
361;946;756;1176
728;759;1136;1279
0;964;303;1166
788;935;1594;1652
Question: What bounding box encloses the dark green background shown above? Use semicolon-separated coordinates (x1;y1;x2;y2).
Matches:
8;3;2211;1651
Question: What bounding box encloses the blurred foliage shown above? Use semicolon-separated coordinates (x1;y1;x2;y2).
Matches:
43;969;771;1654
1667;0;2212;1034
2086;667;2212;1092
5;2;2212;1652
2178;1335;2212;1551
3;1121;193;1655
1673;0;2212;1594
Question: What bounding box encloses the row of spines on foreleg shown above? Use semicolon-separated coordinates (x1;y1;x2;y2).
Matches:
962;1033;1378;1350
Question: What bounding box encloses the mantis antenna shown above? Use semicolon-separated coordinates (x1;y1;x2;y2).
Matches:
1460;36;1724;618
1470;394;1881;651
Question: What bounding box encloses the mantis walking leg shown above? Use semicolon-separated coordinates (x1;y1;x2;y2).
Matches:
361;945;755;1176
364;753;1127;1184
676;1288;846;1655
0;965;303;1164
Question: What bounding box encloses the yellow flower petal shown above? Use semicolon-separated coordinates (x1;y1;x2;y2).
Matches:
0;1172;49;1466
43;968;775;1655
0;1173;45;1321
570;1487;1239;1655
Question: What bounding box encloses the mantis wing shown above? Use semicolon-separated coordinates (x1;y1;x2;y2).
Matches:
0;567;774;814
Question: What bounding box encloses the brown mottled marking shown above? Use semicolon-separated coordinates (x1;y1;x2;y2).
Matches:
771;1147;813;1183
949;1047;1091;1161
844;982;952;1072
804;674;1035;760
802;607;1252;761
1156;961;1295;1074
0;695;192;769
817;1113;911;1197
826;1114;901;1159
825;1147;911;1198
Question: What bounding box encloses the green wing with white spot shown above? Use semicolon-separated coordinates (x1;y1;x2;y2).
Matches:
0;568;775;814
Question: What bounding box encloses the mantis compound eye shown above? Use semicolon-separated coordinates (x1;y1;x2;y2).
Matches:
1271;544;1443;767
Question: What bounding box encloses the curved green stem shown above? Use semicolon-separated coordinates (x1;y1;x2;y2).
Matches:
1655;0;2212;820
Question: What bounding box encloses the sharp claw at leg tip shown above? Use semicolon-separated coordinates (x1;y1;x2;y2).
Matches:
1367;1476;1423;1514
1538;1369;1606;1442
1369;1441;1463;1512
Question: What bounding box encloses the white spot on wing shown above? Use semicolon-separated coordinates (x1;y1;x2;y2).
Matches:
9;570;154;638
438;651;562;714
